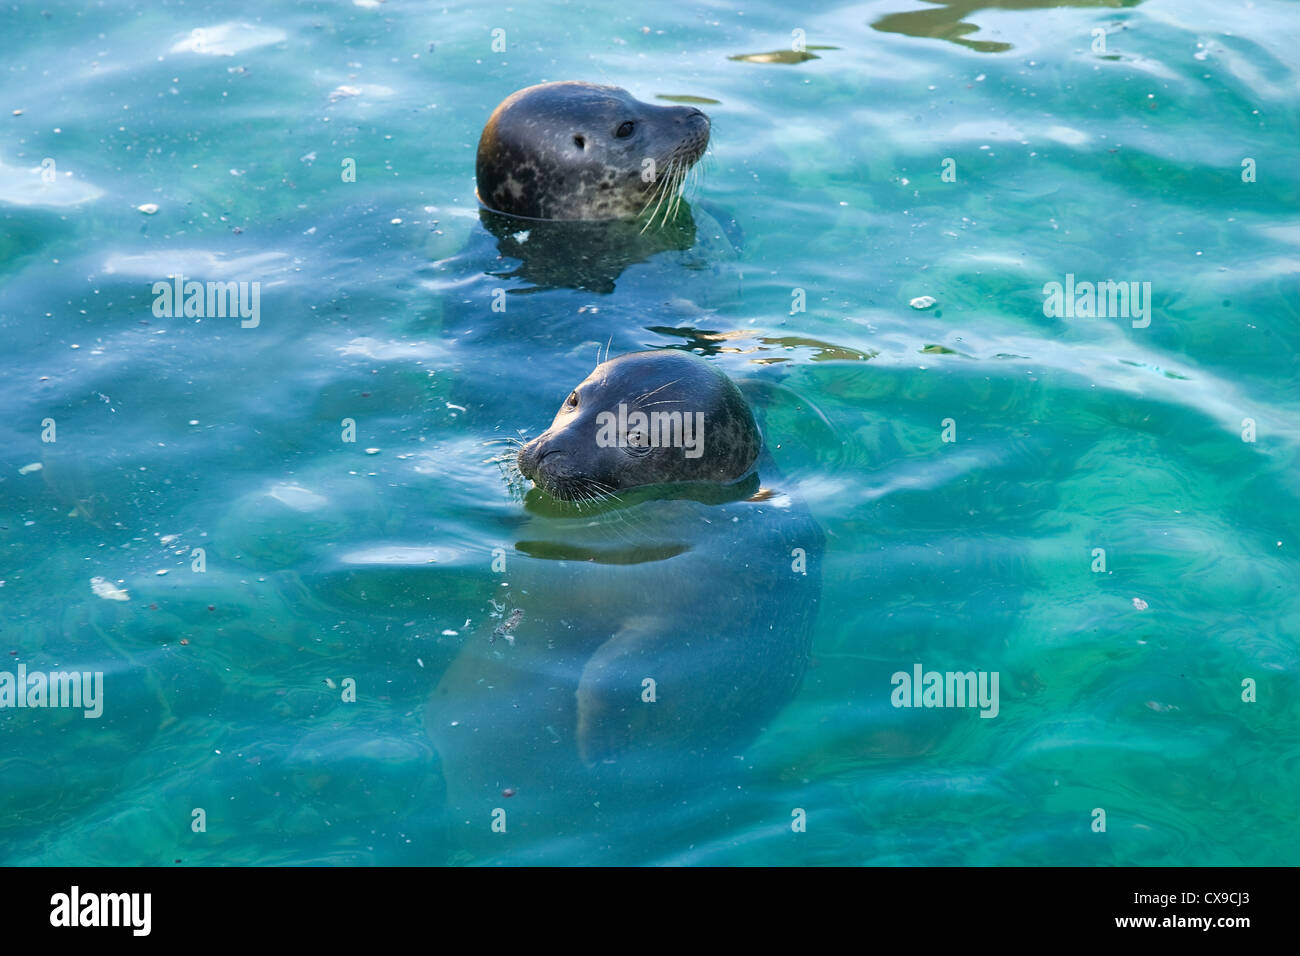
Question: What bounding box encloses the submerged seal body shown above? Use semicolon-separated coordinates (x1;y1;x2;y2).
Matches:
426;351;823;856
476;82;710;221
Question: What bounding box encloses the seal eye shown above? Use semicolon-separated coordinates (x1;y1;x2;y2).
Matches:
626;430;652;454
565;391;579;409
573;135;585;149
615;121;635;138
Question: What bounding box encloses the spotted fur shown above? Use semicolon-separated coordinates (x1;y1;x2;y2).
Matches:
476;82;710;221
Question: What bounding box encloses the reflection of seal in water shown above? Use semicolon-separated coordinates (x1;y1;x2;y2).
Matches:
476;82;710;222
474;207;698;295
426;351;823;853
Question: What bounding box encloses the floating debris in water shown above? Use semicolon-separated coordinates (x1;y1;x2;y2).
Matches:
909;295;937;310
18;462;42;475
491;608;523;644
329;85;362;103
137;203;159;215
656;94;721;105
728;46;838;65
90;576;129;601
1132;597;1149;610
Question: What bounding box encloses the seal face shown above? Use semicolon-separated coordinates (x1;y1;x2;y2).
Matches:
476;82;711;221
516;350;759;502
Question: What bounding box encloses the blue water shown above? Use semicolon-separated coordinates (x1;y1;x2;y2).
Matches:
1;0;1298;865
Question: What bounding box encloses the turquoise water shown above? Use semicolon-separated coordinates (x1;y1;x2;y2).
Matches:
2;0;1298;866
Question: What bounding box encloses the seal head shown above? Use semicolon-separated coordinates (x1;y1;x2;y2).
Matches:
517;350;759;502
476;82;710;221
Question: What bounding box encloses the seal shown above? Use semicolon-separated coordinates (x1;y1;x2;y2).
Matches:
425;350;824;857
515;349;760;505
476;82;711;222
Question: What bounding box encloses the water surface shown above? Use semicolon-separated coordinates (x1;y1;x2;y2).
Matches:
1;0;1298;865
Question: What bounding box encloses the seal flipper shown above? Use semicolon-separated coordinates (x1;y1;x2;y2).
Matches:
574;617;661;766
575;602;788;768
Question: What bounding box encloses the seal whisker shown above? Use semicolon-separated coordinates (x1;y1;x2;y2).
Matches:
573;480;648;543
640;157;678;234
577;478;611;500
592;491;655;542
666;162;689;224
636;178;665;223
637;157;674;221
651;162;676;230
657;157;685;229
660;158;681;222
660;159;686;229
579;479;628;516
582;477;622;502
630;378;684;407
637;160;666;210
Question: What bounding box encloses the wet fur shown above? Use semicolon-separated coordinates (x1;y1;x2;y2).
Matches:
476;82;710;222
